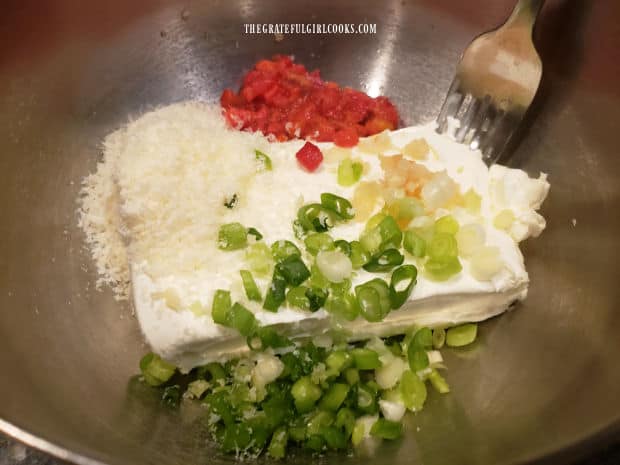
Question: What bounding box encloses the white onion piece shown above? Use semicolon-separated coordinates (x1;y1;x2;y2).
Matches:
379;400;407;422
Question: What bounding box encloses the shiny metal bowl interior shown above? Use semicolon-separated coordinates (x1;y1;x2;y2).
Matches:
1;1;619;464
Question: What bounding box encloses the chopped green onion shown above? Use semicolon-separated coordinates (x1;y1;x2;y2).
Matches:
361;215;403;256
306;410;335;436
424;256;463;281
335;407;356;438
309;263;329;289
355;278;391;322
324;291;359;321
325;351;353;373
263;270;287;312
255;149;273;171
320;193;355;220
337;158;363;186
286;286;310;310
247;227;263;241
408;348;429;372
446;323;478;347
351;348;382;370
255;326;292;349
271;240;301;262
222;423;253;453
370;418;402;440
267;427;288;459
356;383;379;414
350;241;371;269
304;435;326;451
297;203;339;233
197;361;227;381
305;287;328;312
276;255;310;286
139;353;176;386
319;383;350;411
291;376;323;413
432;328;446;349
322;426;347;450
225;303;257;337
403;230;427;257
333;239;352;257
363;248;404;272
434;215;459;235
399;370;427;412
389;265;417;309
162;385;181;407
217;222;248;250
245;242;273;276
428;369;450;394
427;232;458;260
411;327;433;350
304;232;335;256
211;289;232;325
344;367;360;385
240;270;262;301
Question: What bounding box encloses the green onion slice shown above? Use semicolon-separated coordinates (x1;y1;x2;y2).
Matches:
217;222;248;250
286;286;310;310
211;289;232;325
276;255;310;286
334;239;352;257
239;270;262;301
139;352;176;386
225;303;257;337
320;193;355;220
399;370;427;411
351;348;382;370
403;230;427;257
247;227;263;241
271;240;301;262
263;270;287;312
446;323;478;347
370;418;402;440
297;203;340;233
304;232;335;256
255;149;273;171
350;240;371;269
363;248;404;272
305;287;328;312
355;278;391;322
389;264;417;309
337;159;363;186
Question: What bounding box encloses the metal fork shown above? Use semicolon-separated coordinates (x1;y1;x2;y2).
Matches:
436;0;545;163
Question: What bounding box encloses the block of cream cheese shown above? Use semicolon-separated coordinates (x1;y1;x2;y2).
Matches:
108;102;549;372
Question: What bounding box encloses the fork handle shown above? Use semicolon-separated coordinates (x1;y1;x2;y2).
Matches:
504;0;545;31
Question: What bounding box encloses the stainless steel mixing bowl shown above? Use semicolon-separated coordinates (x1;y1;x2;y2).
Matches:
1;1;619;464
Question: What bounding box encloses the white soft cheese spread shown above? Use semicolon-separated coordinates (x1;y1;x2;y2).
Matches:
87;101;549;372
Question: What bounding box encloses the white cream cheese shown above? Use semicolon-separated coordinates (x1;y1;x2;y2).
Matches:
105;102;549;372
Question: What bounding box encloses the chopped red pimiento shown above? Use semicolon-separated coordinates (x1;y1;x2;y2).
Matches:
295;142;323;172
220;55;400;147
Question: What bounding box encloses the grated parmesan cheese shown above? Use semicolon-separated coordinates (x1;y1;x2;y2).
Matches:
78;101;272;298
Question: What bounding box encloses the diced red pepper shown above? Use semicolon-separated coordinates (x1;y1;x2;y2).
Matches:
296;142;323;172
333;127;359;148
220;56;400;146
